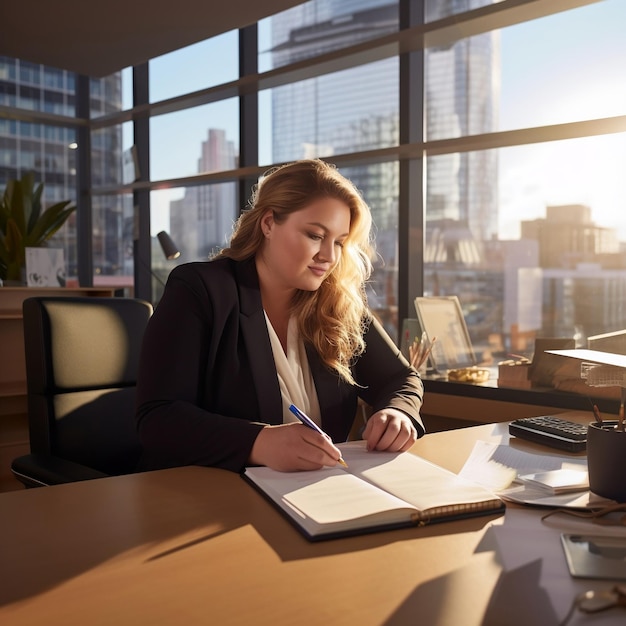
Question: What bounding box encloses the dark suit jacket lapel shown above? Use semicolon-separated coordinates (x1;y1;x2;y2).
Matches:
236;259;283;425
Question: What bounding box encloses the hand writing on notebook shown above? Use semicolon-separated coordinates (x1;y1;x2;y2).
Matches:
249;422;345;472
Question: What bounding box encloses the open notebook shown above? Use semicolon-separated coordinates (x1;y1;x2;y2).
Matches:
243;441;504;541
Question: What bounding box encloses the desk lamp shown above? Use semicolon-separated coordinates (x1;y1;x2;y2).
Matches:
157;231;180;260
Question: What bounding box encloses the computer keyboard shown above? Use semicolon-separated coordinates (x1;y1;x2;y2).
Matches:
508;415;588;452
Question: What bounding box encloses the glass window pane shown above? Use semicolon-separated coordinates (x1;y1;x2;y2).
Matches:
260;57;398;165
425;29;498;141
150;100;239;181
425;0;503;23
21;169;78;287
163;180;239;259
149;31;238;103
500;0;626;130
91;193;134;293
340;161;399;339
91;122;132;186
121;67;133;110
426;0;626;141
1;117;78;288
8;60;75;116
0;124;77;188
19;61;40;85
151;182;239;299
0;57;17;81
90;72;124;118
423;134;626;365
43;68;64;90
260;0;399;72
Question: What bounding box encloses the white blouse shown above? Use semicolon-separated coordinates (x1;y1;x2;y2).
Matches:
264;312;322;427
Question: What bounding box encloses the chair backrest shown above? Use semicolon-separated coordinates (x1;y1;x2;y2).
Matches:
23;296;153;476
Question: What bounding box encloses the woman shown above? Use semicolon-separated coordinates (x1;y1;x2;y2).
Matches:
136;159;424;473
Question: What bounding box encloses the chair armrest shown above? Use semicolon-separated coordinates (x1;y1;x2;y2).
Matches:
11;454;109;488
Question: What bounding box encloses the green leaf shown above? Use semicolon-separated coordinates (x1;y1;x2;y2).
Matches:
8;179;27;237
25;200;76;246
0;174;74;280
11;180;30;235
27;180;44;234
4;218;24;263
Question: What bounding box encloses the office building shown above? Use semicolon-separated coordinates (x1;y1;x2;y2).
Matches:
2;0;625;417
268;0;498;317
0;57;125;278
169;128;239;261
521;204;621;269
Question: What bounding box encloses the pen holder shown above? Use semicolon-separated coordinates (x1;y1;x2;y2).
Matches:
587;420;626;502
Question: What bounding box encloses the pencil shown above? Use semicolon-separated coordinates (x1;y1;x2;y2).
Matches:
416;336;437;370
593;404;603;424
409;332;424;368
409;337;420;368
289;404;348;467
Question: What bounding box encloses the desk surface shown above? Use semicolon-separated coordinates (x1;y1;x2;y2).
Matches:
0;411;619;626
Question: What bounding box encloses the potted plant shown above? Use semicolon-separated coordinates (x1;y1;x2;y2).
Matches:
0;172;76;283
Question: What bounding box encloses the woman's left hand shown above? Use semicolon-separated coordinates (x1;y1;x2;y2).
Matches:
362;408;418;452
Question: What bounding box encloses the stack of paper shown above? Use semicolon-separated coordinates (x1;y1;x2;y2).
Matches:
518;469;589;494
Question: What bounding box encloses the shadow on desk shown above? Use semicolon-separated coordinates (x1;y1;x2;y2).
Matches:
384;545;558;625
0;464;500;609
251;508;503;563
0;467;249;607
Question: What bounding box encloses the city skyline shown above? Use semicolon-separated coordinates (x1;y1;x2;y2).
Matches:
2;0;625;350
146;0;626;243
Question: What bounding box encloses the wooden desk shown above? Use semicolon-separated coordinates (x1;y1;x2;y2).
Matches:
0;414;615;626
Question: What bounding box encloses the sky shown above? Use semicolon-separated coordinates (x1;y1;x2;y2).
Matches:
130;0;626;241
497;0;626;240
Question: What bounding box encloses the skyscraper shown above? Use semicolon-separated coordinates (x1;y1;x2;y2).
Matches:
169;128;238;261
425;0;499;242
268;0;499;321
0;56;125;278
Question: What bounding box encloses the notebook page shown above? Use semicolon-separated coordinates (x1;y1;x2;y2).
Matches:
339;441;498;513
245;465;417;526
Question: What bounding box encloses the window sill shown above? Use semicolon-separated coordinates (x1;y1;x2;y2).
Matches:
421;371;619;425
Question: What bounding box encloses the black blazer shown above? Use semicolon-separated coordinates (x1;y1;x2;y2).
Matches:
136;258;424;472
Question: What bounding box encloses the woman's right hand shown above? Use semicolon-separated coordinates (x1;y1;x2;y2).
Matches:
249;423;343;471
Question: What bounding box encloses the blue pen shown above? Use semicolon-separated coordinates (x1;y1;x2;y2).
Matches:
289;404;348;467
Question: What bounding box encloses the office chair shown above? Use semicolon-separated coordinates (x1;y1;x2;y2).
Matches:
11;296;153;488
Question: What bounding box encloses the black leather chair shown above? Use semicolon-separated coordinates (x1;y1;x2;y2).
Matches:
11;296;153;487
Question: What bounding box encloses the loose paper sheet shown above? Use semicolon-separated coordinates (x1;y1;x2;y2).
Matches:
458;440;614;508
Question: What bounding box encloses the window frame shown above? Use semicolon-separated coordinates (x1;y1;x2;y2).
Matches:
2;0;622;414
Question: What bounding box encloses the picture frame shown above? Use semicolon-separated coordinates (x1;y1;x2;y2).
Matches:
413;296;476;371
25;247;66;287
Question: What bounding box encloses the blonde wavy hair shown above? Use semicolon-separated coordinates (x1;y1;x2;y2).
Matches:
218;159;374;385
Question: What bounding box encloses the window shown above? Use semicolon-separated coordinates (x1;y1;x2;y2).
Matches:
152;180;238;266
150;99;239;181
90;193;134;291
3;0;625;404
260;58;398;164
259;0;399;72
422;0;626;364
149;31;238;102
